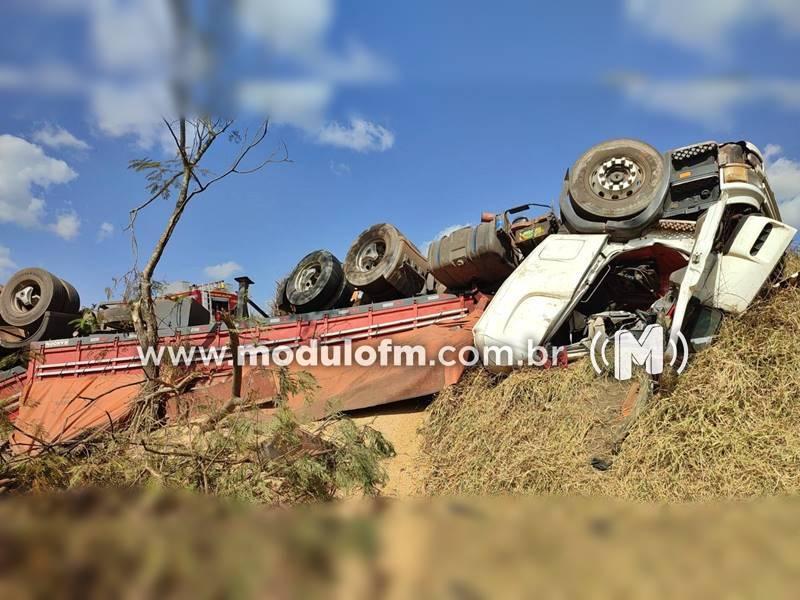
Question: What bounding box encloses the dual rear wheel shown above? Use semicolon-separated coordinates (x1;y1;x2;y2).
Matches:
0;268;81;327
277;224;430;313
281;250;352;313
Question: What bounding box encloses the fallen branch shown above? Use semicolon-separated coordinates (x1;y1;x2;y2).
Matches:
139;440;253;466
136;372;205;406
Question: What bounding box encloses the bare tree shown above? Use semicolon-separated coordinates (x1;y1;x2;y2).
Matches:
127;117;288;385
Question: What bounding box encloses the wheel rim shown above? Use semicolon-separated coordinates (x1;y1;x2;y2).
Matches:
590;156;644;201
294;263;322;291
11;281;41;315
356;240;386;272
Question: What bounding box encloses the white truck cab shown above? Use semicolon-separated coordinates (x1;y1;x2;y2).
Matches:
474;140;796;367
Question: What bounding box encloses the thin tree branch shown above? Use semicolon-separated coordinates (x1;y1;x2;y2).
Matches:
126;171;183;231
185;120;286;198
164;116;206;190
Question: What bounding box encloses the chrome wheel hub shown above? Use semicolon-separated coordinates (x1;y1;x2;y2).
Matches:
295;264;321;291
13;284;40;313
356;240;386;272
591;156;643;199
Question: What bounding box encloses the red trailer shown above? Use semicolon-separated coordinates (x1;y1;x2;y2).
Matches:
10;293;487;452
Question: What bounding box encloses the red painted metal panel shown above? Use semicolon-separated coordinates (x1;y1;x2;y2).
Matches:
10;294;486;452
30;295;477;378
0;369;25;401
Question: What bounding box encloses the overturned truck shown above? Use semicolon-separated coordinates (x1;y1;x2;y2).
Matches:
2;138;795;451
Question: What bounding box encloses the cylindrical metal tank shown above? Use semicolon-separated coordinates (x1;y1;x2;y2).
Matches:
427;221;516;290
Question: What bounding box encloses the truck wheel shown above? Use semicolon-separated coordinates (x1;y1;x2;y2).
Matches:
0;268;67;327
59;278;81;313
271;277;291;315
568;139;667;221
285;250;348;313
344;224;429;301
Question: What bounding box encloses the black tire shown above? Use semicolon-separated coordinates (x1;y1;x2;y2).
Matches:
271;277;291;316
568;139;667;221
285;250;347;313
344;224;428;301
0;268;67;327
59;278;81;313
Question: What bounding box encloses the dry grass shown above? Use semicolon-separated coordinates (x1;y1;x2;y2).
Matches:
421;363;631;495
610;284;800;500
422;257;800;501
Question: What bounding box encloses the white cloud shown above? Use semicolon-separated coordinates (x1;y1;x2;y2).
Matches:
778;197;800;232
49;211;81;240
0;134;77;228
10;1;394;152
238;0;391;83
204;261;242;280
0;62;173;151
764;144;783;162
239;0;332;56
90;81;174;149
613;75;800;128
238;81;332;130
624;0;800;55
763;145;800;229
235;0;394;148
33;0;174;73
329;161;351;176
0;62;82;93
240;86;395;153
97;221;114;242
309;40;393;84
317;119;395;152
32;123;90;150
19;1;179;150
89;0;173;74
0;246;17;278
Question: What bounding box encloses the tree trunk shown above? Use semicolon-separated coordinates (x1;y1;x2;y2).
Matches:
134;167;192;383
127;116;276;423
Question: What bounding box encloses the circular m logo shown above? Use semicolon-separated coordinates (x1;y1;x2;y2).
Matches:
590;324;688;380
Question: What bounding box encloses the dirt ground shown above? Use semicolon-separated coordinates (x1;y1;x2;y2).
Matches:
348;397;431;497
346;377;639;497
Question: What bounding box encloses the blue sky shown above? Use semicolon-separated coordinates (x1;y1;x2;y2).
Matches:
1;0;799;306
